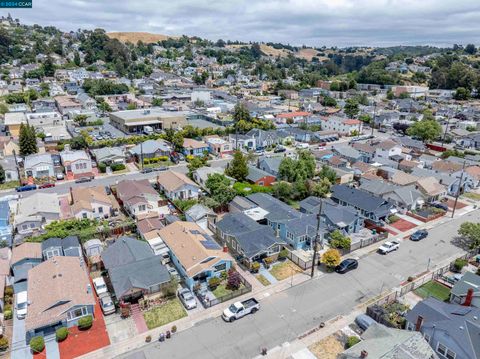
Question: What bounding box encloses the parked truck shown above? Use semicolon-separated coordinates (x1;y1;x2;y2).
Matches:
143;125;154;135
222;298;259;322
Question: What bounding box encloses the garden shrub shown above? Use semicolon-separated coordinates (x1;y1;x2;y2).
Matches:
226;269;241;290
78;315;93;330
346;336;360;348
208;277;221;290
278;249;289;261
98;163;107;173
453;258;468;272
3;310;12;320
0;336;8;351
250;262;260;273
30;336;45;353
56;327;68;342
110;163;126;171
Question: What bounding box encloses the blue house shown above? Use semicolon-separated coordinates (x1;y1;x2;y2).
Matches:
159;221;233;290
0;201;12;246
11;242;42;286
41;236;82;260
182;138;209;157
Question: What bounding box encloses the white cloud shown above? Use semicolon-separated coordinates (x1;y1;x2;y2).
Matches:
8;0;480;46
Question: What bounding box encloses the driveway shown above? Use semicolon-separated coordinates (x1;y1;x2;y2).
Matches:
119;209;476;359
104;313;137;344
11;311;31;359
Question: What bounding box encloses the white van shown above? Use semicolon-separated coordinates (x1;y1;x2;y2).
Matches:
15;291;28;319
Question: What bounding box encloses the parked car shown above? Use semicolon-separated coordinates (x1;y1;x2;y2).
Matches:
100;294;116;315
15;291;28;319
93;277;108;296
105;186;112;195
15;184;37;192
75;177;92;183
222;298;259;322
335;258;358;274
56;173;64;180
274;146;286;153
295;143;309;149
378;240;400;255
430;202;449;212
38;183;55;189
166;264;180;280
141;167;154;174
355;314;376;330
410;229;428;241
178;288;197;310
153;166;168;172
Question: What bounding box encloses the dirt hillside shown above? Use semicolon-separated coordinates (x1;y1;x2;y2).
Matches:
107;32;175;44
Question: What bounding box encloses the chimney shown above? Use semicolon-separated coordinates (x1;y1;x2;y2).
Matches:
463;288;474;307
87;283;92;294
415;315;423;331
360;350;368;358
223;245;228;253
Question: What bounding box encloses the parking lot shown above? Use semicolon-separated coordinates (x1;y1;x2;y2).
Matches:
68;118;127;141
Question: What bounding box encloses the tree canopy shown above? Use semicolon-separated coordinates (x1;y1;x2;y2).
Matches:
406;119;442;143
19;123;38;156
225;151;248;181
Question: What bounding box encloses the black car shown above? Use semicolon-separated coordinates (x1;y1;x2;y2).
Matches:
431;202;449;212
335;259;358;274
274;146;286;153
410;229;428;241
141;167;154;174
75;177;92;183
105;186;112;195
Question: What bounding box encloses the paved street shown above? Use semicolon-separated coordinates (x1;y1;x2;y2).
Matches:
118;210;476;359
1;158;230;198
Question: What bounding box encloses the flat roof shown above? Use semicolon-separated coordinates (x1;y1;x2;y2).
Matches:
110;109;190;121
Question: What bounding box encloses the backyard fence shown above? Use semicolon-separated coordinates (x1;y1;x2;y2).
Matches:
287;250;313;270
349;232;388;252
195;273;252;309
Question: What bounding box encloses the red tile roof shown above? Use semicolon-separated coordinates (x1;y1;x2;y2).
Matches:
277;111;311;118
342;119;361;125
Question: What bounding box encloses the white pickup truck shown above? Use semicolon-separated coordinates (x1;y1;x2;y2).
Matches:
222;298;259;322
378;240;400;254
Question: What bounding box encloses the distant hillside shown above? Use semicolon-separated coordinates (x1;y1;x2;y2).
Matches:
107;32;175;44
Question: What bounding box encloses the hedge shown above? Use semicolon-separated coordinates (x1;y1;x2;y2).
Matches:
78;315;93;330
98;163;107;173
346;336;360;348
56;327;68;342
0;336;8;351
143;156;169;165
30;336;45;353
110;163;126;171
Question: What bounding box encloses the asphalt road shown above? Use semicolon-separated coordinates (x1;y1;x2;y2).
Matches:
119;210;476;359
2;159;230;198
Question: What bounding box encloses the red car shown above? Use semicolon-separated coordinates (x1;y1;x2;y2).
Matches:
39;183;55;189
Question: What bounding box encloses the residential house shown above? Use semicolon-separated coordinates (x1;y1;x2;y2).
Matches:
185;204;215;231
128;139;171;161
70;186;116;219
192;167;228;189
101;236;170;302
91;147;126;166
258;156;283;177
60;150;93;179
332;167;355;184
405;297;480;359
159;221;233;290
0;136;19;158
116;179;162;218
13;193;61;237
450;271;480;308
25;256;95;341
415;177;447;201
332;145;362;164
204;136;233;157
182;138;209;157
339;322;437;359
352;143;376;163
374;139;404;159
277;127;314;143
321;116;362;135
3;112;26;137
41;236;82;260
54;95;82;115
360;179;424;212
299;197;364;234
331;185;396;223
229;134;256;151
0;156;19;182
24;153;55;179
157;170;200;200
246;165;276;186
10;242;42;284
275;111;311;124
245;129;280;148
215;212;285;266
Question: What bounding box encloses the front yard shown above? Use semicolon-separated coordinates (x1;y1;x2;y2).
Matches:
143;298;187;330
269;261;303;281
414;281;451;301
211;283;245;298
463;192;480;201
256;274;271;286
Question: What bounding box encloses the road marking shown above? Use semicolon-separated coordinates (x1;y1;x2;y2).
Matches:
264;292;271;297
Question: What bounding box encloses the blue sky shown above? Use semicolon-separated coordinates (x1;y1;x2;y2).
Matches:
9;0;480;47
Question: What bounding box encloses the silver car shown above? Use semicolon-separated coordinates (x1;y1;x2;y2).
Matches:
178;288;197;310
100;294;116;315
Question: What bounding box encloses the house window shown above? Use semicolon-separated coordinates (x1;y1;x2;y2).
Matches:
214;263;226;272
67;306;89;321
45;248;62;259
98;207;103;213
138;204;146;212
231;241;236;250
22;224;28;230
446;349;456;359
82;213;87;219
437;343;447;356
423;333;430;343
30;223;35;228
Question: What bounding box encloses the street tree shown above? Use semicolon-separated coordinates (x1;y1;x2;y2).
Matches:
321;249;341;269
0;164;5;184
458;222;480;249
225;151;248;181
19;123;38;156
344;98;359;118
406;119;442;143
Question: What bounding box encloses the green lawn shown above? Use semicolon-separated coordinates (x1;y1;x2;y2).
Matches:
256;274;271;286
0;181;20;190
463;192;480;201
143;298;187;330
211;283;245;298
414;281;451;301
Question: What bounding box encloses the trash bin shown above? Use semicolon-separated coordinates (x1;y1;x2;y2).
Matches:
159;333;165;342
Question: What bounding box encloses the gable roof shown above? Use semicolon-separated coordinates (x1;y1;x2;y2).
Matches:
183;138;207;150
247;165;276;182
451;271;480;298
159;221;231;277
116;179;158;201
26;256;95;332
101;237;154;269
247;192;301;222
185;204;214;222
71;186;112;214
331;185;394;215
11;242;42;266
129;139;171;156
258;156;282;174
157;170;199;192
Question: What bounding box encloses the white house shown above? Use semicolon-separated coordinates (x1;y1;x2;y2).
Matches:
157;170;200;201
321;116;362;135
60;150;93;178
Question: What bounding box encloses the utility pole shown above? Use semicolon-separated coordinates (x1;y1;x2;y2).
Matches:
140;141;144;171
451;160;466;218
442;105;458;145
310;197;324;278
371;101;376;137
12;149;21;184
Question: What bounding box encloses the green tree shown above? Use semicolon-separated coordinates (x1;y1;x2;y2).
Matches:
310;177;331;198
465;44;477;55
74;114;88;127
0;103;8;115
225;151;248;181
317;165;337;183
42;56;55;77
386;90;394;100
406;119;442;143
187;156;208;177
19;123;38;156
0;164;5;184
344;98;359;118
152;97;163;106
205;173;236;206
454;87;470;100
329;230;351;249
458;222;480;249
278;157;297;182
272;181;292;201
321;248;341;268
320;95;337;107
70;136;88;150
73;51;81;66
358;114;372;124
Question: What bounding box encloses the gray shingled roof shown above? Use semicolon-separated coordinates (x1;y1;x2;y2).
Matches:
101;237;154;269
451;271;480;297
405;297;480;359
331;185;394;217
247;165;275;182
247;193;301;222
